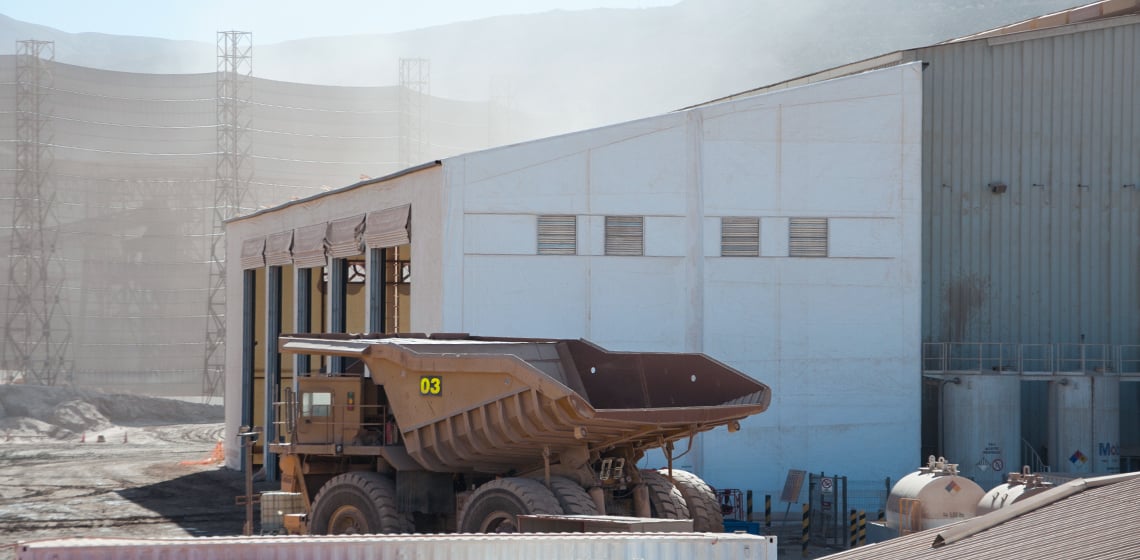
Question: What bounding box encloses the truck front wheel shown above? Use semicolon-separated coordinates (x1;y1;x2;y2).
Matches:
640;469;690;519
310;472;411;534
458;477;563;533
659;468;724;532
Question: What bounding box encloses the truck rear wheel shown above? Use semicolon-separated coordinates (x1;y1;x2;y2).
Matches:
640;469;690;519
310;472;411;535
659;469;724;532
548;476;600;515
459;477;563;533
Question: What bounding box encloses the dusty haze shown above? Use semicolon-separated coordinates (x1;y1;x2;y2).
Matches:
1;0;1079;136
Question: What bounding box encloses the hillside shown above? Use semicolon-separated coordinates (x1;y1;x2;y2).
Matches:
0;0;1082;136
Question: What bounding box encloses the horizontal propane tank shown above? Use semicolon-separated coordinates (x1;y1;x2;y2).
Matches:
977;466;1054;515
885;455;984;532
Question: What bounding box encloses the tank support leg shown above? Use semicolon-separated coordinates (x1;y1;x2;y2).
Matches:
633;483;651;518
588;486;606;515
542;445;552;488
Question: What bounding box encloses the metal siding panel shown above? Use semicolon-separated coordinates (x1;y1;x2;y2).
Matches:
920;52;935;344
922;23;1139;348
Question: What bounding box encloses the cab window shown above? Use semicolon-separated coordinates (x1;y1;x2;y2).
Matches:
302;392;332;417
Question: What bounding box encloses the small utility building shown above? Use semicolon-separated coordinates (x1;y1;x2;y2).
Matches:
224;63;924;494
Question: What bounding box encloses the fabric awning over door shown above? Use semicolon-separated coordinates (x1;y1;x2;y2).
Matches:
264;230;294;266
327;214;366;258
292;223;329;268
364;204;411;249
239;237;265;270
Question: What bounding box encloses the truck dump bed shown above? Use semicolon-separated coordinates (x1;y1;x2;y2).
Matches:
279;333;770;473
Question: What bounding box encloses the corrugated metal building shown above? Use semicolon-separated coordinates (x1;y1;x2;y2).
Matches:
702;1;1140;484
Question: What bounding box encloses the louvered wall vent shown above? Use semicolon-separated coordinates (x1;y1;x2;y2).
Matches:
789;217;828;257
721;217;760;257
537;215;577;255
605;216;644;256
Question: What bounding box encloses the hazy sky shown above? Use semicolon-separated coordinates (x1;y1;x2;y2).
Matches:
4;0;680;44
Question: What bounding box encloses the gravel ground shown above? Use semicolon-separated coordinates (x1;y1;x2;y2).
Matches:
0;386;263;560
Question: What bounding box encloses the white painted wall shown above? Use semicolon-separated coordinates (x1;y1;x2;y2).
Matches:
222;63;924;496
222;166;445;467
441;63;924;495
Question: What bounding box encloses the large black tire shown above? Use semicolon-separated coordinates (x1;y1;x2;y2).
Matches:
310;472;413;534
458;477;564;533
548;476;600;515
640;469;690;519
660;469;724;532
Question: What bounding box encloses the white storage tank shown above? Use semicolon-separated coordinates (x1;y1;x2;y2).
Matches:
1051;375;1120;474
977;466;1054;514
885;456;984;532
941;374;1021;489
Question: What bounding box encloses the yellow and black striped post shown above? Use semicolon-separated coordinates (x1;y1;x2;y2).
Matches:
848;509;858;548
801;503;810;557
765;494;772;528
858;510;867;545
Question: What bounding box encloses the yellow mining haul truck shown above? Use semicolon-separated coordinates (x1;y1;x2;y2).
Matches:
268;333;770;534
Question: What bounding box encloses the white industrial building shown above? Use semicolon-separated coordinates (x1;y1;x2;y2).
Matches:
225;1;1140;507
223;62;924;497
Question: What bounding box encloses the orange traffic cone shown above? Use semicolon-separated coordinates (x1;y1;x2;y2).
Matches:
80;432;86;443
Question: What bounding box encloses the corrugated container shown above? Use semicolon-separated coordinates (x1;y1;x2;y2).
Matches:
518;514;693;533
17;533;778;560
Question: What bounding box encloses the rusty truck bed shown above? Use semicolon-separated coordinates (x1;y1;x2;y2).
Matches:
278;333;770;473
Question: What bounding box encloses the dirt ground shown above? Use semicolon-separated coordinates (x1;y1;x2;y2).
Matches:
0;385;840;560
0;385;265;560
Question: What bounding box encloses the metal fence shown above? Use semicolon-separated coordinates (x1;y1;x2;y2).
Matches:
806;473;890;549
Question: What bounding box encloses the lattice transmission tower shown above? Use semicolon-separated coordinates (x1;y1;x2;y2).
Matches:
399;58;430;168
3;40;71;386
202;31;253;400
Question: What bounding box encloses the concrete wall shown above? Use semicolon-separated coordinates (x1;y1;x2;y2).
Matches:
439;63;924;492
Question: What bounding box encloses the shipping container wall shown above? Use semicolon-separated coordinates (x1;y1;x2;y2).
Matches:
17;534;779;560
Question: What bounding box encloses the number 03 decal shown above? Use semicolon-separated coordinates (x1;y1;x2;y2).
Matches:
419;376;442;396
